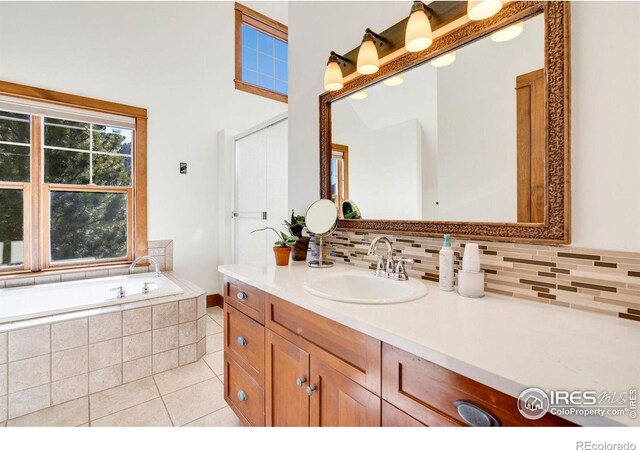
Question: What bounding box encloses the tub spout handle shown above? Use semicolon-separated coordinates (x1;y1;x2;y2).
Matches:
143;281;155;294
110;286;126;299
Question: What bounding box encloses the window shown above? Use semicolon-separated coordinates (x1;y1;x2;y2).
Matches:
0;81;147;274
235;2;288;103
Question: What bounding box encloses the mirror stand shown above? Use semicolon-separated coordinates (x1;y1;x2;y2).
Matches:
308;234;334;268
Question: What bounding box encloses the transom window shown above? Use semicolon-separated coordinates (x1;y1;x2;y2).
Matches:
0;81;147;275
235;2;288;103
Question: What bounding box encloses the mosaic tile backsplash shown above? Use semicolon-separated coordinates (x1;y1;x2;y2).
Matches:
311;232;640;323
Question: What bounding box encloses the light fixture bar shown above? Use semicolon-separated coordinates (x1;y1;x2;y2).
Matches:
334;1;468;79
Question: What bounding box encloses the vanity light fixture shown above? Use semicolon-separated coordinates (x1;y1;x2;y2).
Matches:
405;1;433;53
491;21;524;42
324;52;350;91
467;0;502;21
357;29;383;75
383;74;405;87
430;51;456;68
349;89;368;100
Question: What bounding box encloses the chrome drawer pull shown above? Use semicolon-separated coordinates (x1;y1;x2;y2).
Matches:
237;390;248;402
296;377;307;387
237;336;247;346
306;385;316;396
454;400;500;427
236;291;248;301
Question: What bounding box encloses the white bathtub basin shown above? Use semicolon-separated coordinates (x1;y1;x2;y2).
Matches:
304;272;428;304
0;272;184;324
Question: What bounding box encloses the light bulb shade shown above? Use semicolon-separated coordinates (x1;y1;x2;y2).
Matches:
383;74;405;87
405;9;433;53
349;89;368;100
324;60;344;91
430;51;456;68
491;22;524;42
467;0;503;21
357;39;379;75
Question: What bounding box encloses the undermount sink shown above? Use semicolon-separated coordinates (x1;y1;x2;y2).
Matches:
303;272;428;305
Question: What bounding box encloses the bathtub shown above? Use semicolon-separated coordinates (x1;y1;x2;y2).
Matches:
0;272;184;324
0;272;207;420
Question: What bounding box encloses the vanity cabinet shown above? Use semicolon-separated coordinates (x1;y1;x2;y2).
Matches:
223;276;574;427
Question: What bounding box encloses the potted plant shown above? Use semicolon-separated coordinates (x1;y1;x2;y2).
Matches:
284;210;309;261
251;226;299;266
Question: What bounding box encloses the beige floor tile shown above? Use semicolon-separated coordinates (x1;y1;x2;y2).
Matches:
206;333;223;354
184;406;242;427
203;351;224;376
7;397;88;427
89;376;159;420
153;360;214;396
207;307;223;320
91;398;172;427
205;316;223;336
162;377;226;426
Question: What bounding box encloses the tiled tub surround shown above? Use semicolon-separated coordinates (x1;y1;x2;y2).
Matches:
0;239;174;289
311;232;640;323
0;273;208;422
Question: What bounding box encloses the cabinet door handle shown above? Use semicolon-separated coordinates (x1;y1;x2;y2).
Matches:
306;385;316;396
454;400;500;427
236;291;248;301
237;390;248;402
237;336;247;346
296;377;307;387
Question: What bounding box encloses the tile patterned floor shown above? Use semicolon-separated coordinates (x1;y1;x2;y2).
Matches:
0;307;241;427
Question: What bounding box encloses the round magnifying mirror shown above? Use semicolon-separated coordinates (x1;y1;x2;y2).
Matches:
305;199;338;268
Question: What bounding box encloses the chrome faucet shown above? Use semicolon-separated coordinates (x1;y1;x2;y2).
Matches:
367;236;414;281
130;255;161;278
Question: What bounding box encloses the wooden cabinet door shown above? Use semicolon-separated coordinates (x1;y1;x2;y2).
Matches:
309;356;380;427
265;330;310;426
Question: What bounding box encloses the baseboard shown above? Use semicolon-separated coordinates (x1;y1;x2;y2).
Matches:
206;294;224;308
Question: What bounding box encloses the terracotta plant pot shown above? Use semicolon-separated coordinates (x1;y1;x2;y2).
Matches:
273;246;292;266
291;236;310;261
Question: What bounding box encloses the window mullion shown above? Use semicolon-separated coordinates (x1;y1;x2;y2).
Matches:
89;123;94;185
31;115;43;272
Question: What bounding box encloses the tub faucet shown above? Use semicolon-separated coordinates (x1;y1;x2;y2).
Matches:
130;255;161;277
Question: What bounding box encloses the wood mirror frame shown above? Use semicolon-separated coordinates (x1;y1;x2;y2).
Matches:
319;1;570;244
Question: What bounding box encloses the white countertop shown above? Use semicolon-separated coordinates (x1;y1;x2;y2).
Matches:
218;263;640;427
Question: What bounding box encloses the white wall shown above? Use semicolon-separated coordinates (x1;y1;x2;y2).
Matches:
332;105;422;219
436;14;543;222
288;1;640;252
0;1;288;293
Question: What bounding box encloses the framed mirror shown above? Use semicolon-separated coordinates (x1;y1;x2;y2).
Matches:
319;1;570;243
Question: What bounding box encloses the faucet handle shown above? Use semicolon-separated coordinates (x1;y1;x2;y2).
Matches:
394;258;415;280
374;254;385;272
110;286;125;298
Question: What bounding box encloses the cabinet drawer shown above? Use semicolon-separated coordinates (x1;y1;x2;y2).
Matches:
267;294;381;395
224;277;265;324
381;401;426;427
225;353;265;426
225;304;264;382
382;343;574;427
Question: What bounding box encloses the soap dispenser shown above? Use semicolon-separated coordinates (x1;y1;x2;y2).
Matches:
457;243;485;298
439;234;454;291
